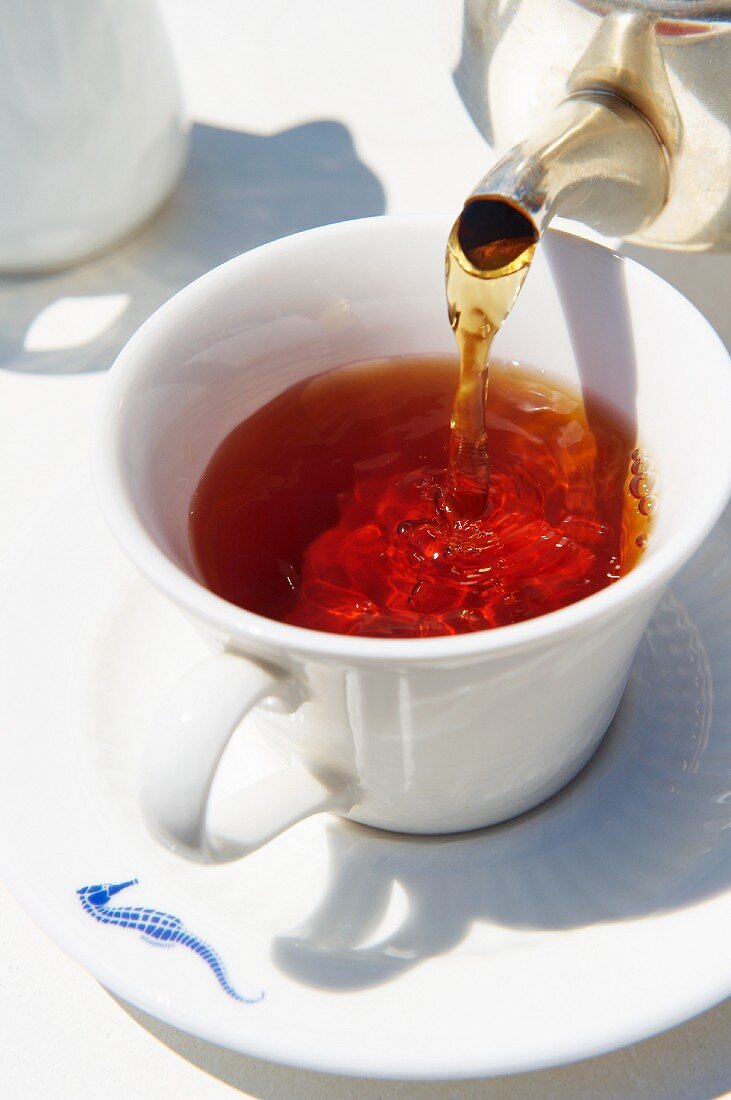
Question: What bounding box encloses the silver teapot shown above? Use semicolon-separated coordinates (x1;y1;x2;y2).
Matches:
450;0;730;252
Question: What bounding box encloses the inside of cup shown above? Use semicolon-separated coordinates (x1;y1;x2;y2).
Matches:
113;219;731;586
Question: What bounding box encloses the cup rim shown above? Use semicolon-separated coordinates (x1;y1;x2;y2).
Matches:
95;214;731;664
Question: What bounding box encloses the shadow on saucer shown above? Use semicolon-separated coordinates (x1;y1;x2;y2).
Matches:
107;511;731;1096
269;508;731;992
0;120;386;376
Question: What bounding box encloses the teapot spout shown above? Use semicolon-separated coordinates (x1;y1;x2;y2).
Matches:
458;90;669;254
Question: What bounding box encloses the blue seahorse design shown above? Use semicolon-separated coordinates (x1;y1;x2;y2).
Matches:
77;879;263;1003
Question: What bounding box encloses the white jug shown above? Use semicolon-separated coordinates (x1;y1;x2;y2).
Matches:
0;0;187;272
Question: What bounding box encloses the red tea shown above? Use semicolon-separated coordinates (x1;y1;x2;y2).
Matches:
189;357;651;638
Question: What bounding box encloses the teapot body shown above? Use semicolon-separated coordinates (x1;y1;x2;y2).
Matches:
449;0;731;250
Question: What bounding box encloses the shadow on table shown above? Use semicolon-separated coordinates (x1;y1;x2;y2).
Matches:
0;120;386;375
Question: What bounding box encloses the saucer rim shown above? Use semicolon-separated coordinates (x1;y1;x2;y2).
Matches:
0;476;730;1080
1;833;730;1081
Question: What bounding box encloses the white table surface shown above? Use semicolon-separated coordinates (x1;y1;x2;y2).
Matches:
1;2;730;1096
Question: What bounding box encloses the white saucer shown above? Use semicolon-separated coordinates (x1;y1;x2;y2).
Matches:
0;472;730;1080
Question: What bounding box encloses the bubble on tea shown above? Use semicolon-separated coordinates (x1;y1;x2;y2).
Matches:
630;473;656;499
638;496;656;517
631;457;654;476
407;578;429;608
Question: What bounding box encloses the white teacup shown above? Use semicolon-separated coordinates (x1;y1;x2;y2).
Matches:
96;216;731;863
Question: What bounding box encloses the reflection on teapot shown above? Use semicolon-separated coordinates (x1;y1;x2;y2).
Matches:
447;1;730;255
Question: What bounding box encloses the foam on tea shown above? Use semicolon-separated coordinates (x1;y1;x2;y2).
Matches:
189;357;651;638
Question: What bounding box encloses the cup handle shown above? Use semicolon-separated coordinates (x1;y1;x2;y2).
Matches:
141;652;356;863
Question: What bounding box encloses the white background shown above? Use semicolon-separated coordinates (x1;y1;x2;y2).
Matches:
1;1;730;1096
